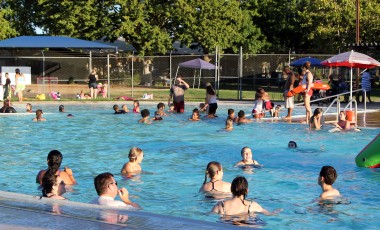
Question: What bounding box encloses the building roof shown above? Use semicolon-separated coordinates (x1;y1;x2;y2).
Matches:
0;36;117;51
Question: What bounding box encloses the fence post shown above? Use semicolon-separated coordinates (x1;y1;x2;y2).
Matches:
131;51;134;97
107;54;110;98
239;46;243;100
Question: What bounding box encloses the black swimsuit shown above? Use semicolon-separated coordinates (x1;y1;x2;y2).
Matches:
207;180;219;192
221;199;253;215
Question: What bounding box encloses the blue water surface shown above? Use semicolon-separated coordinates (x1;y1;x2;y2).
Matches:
0;102;379;229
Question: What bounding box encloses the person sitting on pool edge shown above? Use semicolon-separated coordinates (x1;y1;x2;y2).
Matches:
212;176;279;215
33;109;46;121
138;109;152;124
199;161;231;197
91;172;140;209
235;147;260;167
36;150;76;185
318;166;341;200
121;147;144;176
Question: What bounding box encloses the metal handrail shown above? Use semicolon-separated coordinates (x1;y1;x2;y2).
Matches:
294;89;364;126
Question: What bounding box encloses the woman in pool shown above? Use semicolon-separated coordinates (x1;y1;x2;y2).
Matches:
26;103;33;113
235;147;260;167
309;108;323;130
36;150;76;185
41;171;66;200
121;147;144;175
199;162;231;197
335;111;350;130
133;100;140;113
212;176;275;215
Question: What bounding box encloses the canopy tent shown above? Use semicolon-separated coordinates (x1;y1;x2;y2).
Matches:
321;50;380;108
173;58;216;89
290;57;323;67
0;36;117;97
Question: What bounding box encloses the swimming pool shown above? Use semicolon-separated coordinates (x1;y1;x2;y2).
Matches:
0;102;379;229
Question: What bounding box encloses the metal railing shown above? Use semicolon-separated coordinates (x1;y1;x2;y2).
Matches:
294;89;365;126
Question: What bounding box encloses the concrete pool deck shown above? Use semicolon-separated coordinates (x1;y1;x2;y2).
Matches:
0;191;249;230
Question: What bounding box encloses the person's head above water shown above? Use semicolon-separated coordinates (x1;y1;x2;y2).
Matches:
230;176;248;199
59;105;64;112
288;141;297;148
203;161;223;184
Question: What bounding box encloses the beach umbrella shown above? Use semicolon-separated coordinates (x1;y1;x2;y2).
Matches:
290;57;323;67
321;50;380;107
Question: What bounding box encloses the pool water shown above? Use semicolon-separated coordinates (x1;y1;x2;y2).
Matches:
0;102;379;229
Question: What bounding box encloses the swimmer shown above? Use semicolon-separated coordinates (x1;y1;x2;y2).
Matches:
288;141;297;148
120;147;144;175
199;161;231;196
235;147;260;167
113;104;125;114
199;103;207;113
41;172;66;200
309;108;323;130
33;109;46;121
227;109;238;123
67;114;74;117
189;108;200;121
26;103;33;113
133;100;140;113
318;166;341;200
138;109;152;124
237;110;252;124
212;176;279;215
154;102;167;121
59;105;65;112
167;103;175;113
121;104;129;113
36;150;76;185
335;111;350;130
225;118;234;131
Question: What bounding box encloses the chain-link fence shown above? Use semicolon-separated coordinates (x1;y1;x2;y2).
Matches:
0;50;367;100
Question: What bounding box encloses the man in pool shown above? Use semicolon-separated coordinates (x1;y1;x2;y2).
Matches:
318;166;341;200
92;172;140;209
168;75;189;113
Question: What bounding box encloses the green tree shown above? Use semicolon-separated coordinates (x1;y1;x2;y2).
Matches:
172;0;267;54
0;7;18;39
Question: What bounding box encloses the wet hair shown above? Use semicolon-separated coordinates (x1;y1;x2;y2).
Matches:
203;161;222;184
231;176;249;199
228;109;234;115
238;110;245;118
94;172;114;195
134;100;140;106
141;109;150;118
319;166;337;185
241;146;252;158
199;103;205;109
206;84;216;95
288;141;297;148
42;150;63;194
128;147;143;162
157;102;165;110
59;105;64;112
302;61;311;70
113;104;119;111
310;108;323;124
36;109;43;118
192;108;200;118
26;103;32;111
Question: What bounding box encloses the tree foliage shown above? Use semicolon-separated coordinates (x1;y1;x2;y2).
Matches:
0;0;380;54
